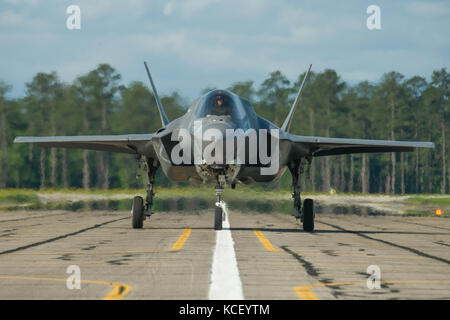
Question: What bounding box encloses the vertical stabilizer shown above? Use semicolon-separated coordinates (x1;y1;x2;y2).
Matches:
281;64;312;132
144;61;169;127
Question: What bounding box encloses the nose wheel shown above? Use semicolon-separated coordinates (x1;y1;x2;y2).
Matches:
214;187;224;230
214;206;223;230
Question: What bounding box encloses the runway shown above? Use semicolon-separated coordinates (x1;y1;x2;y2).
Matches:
0;206;449;300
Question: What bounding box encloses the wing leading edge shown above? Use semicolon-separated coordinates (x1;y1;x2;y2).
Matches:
14;134;155;155
287;134;434;157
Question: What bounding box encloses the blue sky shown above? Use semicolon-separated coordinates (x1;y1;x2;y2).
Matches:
1;0;449;102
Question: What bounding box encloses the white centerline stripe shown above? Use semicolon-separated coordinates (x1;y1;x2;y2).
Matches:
208;206;244;300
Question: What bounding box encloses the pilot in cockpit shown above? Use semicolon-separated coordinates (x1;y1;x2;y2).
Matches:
196;92;241;119
216;96;223;107
211;95;230;116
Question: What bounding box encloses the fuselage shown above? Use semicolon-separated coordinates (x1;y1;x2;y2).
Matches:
149;89;294;185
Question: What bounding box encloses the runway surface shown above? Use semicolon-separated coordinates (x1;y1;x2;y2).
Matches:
0;206;449;300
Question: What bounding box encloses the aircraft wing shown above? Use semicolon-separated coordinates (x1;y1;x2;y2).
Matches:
286;134;435;157
14;134;155;156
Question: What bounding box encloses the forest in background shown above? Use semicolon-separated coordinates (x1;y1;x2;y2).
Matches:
0;64;448;194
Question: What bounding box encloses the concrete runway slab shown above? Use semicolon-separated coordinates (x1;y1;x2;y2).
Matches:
0;208;448;299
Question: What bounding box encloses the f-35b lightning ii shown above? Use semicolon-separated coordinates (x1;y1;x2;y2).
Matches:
14;63;434;231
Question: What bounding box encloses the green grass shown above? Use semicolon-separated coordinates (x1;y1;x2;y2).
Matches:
0;189;39;204
0;188;449;217
406;195;450;206
404;210;450;217
0;187;293;214
1;187;402;201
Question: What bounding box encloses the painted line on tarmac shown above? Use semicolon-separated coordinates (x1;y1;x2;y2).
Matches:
253;230;283;252
294;279;450;300
169;228;192;251
0;275;131;300
0;213;64;224
9;228;192;256
209;208;244;300
253;231;434;260
320;220;450;265
253;230;450;300
0;217;128;256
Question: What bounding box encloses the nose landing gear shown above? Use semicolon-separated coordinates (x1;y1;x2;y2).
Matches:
214;184;226;230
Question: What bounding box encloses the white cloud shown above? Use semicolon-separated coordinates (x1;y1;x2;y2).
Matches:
340;71;379;83
77;0;148;19
163;0;221;18
130;30;233;67
4;0;39;5
0;10;24;26
181;0;221;16
0;9;47;29
1;0;448;101
237;0;270;17
276;6;303;28
407;1;450;16
163;2;174;16
290;26;333;44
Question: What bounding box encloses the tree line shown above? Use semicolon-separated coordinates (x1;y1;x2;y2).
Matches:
0;64;448;194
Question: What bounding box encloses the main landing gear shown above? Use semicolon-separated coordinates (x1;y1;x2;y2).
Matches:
289;159;315;232
132;157;158;229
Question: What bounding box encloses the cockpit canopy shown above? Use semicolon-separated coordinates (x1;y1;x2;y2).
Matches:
195;90;246;121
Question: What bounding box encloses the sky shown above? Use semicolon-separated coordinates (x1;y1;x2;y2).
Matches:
0;0;449;102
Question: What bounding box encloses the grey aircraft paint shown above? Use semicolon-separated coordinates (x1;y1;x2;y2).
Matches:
13;63;435;230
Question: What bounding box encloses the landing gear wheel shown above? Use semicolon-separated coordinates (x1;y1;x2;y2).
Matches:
132;196;144;229
214;206;223;230
302;199;315;232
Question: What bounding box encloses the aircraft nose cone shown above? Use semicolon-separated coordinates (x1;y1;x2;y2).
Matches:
200;117;235;141
190;117;237;165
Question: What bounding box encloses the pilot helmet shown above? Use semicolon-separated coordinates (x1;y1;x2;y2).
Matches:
215;96;223;107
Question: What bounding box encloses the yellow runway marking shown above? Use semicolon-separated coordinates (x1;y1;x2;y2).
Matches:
253;231;437;261
254;230;283;252
0;229;191;299
13;250;169;255
252;231;450;300
0;275;131;300
11;228;193;256
294;280;450;300
169;228;192;251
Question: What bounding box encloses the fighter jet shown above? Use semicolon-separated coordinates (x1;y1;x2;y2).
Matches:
14;63;434;231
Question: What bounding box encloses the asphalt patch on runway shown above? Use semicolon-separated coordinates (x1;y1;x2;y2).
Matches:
0;216;127;256
280;246;320;277
280;245;343;298
320;220;450;265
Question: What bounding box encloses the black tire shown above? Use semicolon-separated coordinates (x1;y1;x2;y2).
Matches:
214;206;223;230
132;196;144;229
302;199;315;232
